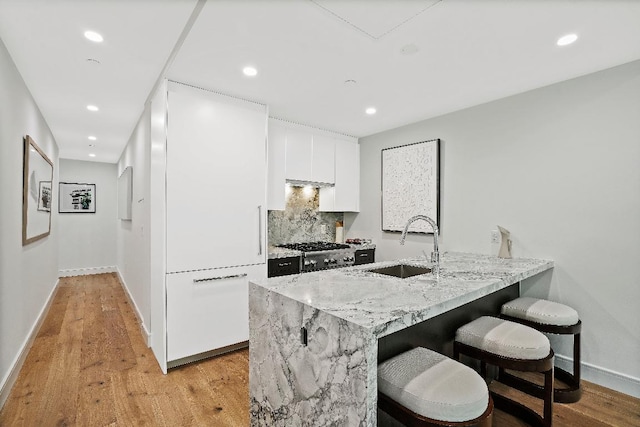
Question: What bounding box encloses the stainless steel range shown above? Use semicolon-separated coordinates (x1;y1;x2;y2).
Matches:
276;241;355;272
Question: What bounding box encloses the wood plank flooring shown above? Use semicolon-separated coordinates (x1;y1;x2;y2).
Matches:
1;273;638;426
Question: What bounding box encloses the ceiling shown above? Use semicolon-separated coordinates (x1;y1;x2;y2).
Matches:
1;0;639;163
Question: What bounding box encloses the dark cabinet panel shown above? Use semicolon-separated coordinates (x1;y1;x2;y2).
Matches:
268;256;301;277
354;249;375;265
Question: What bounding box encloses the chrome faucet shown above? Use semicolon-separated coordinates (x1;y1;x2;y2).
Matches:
400;215;440;276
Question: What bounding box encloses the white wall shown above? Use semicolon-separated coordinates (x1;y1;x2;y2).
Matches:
58;159;117;276
117;104;152;341
0;37;60;406
347;60;640;397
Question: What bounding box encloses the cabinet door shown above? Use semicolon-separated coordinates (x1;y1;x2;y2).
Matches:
166;83;267;273
267;122;287;210
334;141;360;211
285;129;313;181
166;264;265;362
320;141;360;212
312;135;335;184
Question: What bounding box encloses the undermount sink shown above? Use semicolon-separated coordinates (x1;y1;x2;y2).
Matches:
365;264;432;279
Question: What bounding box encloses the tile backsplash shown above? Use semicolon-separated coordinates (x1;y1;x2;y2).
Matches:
268;186;343;245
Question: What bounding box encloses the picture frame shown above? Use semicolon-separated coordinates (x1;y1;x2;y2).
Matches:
37;181;52;212
23;135;53;245
381;139;440;233
59;182;96;213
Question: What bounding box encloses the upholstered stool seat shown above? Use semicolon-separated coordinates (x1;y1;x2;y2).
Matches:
501;296;582;402
455;316;554;427
378;347;493;426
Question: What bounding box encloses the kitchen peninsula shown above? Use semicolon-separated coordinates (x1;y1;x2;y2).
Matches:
249;252;553;426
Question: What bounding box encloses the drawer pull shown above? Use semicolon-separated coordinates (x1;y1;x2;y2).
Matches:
193;273;248;283
278;262;292;267
359;253;369;257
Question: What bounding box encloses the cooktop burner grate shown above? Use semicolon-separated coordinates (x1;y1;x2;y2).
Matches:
276;241;351;252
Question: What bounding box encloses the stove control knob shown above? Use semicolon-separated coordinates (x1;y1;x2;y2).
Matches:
304;260;311;266
310;260;317;266
324;259;330;264
331;259;337;264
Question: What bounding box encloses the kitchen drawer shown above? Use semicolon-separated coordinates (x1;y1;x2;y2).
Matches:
268;256;301;277
354;248;375;265
166;264;265;362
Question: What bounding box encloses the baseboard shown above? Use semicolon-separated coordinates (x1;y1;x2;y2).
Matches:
115;268;151;347
58;265;117;277
555;353;640;398
0;278;59;410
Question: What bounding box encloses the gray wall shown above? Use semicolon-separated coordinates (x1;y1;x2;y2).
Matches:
347;60;640;396
0;37;60;406
58;159;118;275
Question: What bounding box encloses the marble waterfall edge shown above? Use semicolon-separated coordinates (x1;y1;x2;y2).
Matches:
249;283;377;426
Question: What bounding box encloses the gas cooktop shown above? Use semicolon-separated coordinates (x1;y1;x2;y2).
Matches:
276;241;351;252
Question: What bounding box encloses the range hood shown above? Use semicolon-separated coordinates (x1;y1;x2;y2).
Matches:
286;179;334;188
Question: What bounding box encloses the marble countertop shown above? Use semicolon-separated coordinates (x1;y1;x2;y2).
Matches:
251;252;553;338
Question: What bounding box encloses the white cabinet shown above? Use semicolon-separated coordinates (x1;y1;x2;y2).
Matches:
268;120;361;211
267;122;287;210
284;129;313;182
166;83;267;273
320;140;360;212
166;264;264;362
284;128;335;184
150;81;268;370
311;135;335;184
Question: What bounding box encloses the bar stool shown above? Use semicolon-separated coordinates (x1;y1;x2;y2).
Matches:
501;296;582;402
378;347;493;427
454;316;554;427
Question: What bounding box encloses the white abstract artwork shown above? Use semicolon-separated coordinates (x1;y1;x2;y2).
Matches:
382;139;440;233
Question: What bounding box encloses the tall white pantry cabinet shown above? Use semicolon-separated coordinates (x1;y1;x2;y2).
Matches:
150;81;267;372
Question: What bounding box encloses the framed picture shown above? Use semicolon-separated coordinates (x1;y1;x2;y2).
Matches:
37;181;52;212
23;135;53;245
381;139;440;233
59;182;96;213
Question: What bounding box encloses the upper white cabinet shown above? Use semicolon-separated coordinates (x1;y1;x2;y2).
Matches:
311;135;335;184
319;140;360;212
267;122;287;210
284;129;313;182
267;119;358;211
166;83;267;273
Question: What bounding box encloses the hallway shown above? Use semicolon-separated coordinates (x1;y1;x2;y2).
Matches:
1;274;638;426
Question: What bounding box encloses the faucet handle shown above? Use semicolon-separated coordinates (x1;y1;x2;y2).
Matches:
431;251;440;264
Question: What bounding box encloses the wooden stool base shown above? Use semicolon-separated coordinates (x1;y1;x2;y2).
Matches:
454;342;555;427
378;392;493;427
501;315;582;403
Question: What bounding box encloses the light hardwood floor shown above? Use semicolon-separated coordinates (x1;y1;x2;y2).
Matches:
1;273;638;426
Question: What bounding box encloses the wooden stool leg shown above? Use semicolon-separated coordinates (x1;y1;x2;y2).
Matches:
574;332;581;384
543;367;554;427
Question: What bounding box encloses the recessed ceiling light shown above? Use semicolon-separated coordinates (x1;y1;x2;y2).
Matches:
87;105;99;112
89;153;96;157
243;66;258;77
86;58;101;65
365;107;377;115
84;31;103;43
557;33;578;46
88;136;97;141
344;79;357;85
